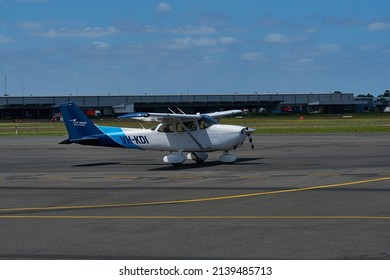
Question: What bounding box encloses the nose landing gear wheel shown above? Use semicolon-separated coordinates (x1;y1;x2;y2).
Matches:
219;152;237;163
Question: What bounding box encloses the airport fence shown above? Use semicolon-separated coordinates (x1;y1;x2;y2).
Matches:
0;122;66;136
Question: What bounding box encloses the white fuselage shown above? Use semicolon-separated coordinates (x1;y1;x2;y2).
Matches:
114;123;247;152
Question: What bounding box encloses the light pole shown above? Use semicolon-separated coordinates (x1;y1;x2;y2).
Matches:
4;75;7;95
1;75;7;95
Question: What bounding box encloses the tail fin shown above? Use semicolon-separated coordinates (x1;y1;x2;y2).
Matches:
59;103;102;143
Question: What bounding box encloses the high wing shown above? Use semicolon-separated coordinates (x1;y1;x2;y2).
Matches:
118;109;243;123
206;110;242;123
118;112;201;122
207;110;242;118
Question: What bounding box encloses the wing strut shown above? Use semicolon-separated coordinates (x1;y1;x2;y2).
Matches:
178;119;205;150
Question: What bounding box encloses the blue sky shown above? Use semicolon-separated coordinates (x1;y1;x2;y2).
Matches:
0;0;389;96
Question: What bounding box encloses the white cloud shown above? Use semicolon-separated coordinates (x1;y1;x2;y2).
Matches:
305;26;319;33
14;0;46;2
172;37;216;48
240;52;264;61
40;26;118;38
317;44;340;53
167;25;215;35
157;2;171;13
93;41;110;50
368;22;390;31
0;34;12;44
264;33;305;43
264;33;287;43
293;58;313;66
219;36;235;44
20;20;42;29
361;44;385;51
169;36;236;49
194;37;217;47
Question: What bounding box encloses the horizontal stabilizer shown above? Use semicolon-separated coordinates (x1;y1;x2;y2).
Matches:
59;136;99;145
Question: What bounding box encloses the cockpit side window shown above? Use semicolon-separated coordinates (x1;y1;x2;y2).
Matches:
157;123;175;133
197;119;205;129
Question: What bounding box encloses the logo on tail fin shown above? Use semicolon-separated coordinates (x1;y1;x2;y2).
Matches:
70;119;87;127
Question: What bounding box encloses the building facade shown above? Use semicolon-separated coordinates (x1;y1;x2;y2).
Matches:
0;92;369;119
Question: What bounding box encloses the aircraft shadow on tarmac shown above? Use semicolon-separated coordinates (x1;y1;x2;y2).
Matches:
149;157;263;171
70;158;263;170
72;162;121;167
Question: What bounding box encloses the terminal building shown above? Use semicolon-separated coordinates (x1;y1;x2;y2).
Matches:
0;92;370;119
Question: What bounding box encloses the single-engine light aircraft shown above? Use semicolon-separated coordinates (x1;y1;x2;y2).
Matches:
59;103;255;165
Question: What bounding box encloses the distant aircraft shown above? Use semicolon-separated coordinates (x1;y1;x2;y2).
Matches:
59;103;255;165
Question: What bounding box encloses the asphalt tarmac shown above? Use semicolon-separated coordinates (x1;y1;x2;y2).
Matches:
0;134;390;259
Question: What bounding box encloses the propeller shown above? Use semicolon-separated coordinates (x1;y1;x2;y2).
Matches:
245;126;255;150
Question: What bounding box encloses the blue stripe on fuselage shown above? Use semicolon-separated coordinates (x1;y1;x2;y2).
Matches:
98;126;141;149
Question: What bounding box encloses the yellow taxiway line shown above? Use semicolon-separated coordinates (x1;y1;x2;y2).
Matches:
0;176;390;214
1;215;390;220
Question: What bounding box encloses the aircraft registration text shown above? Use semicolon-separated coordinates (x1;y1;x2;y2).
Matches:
120;135;150;145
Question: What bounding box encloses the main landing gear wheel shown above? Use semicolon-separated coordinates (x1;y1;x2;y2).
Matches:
187;152;208;163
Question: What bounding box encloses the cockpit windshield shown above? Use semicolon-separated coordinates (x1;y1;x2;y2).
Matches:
200;116;215;128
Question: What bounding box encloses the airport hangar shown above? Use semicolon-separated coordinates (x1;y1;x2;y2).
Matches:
0;92;369;119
